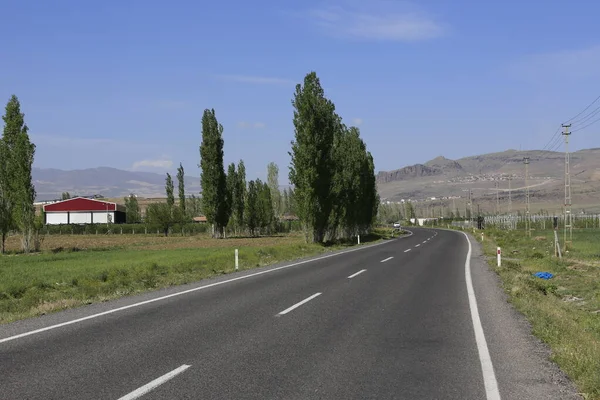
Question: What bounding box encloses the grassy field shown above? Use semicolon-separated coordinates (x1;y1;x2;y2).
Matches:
474;227;600;399
0;229;395;325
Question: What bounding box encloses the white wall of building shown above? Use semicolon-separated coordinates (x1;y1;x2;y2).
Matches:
69;212;92;224
93;211;114;224
45;211;116;224
46;213;68;225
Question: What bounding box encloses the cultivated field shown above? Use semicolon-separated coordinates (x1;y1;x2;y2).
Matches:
475;227;600;399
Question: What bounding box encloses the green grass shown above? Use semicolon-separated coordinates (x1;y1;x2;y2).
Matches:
475;228;600;399
0;230;390;325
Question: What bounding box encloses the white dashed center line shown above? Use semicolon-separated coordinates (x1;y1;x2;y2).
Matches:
117;364;191;400
380;257;394;263
348;269;367;279
404;249;411;253
278;293;322;316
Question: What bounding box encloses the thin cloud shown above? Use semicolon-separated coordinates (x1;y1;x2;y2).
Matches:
237;121;267;129
308;4;444;41
352;118;363;126
132;159;173;170
507;45;600;82
215;74;295;85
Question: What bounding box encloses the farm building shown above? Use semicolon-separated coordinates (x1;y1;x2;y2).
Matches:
43;197;126;225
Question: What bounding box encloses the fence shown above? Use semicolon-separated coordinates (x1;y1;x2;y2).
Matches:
35;220;303;236
483;214;600;231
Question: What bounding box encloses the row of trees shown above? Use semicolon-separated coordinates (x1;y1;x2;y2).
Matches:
0;95;38;253
289;72;378;243
197;72;378;243
199;109;286;238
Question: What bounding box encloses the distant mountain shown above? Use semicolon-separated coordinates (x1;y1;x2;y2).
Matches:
33;167;201;201
376;148;600;213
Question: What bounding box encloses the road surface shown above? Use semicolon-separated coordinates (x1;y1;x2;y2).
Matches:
0;228;579;399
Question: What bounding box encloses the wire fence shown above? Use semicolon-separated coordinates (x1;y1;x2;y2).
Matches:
450;214;600;230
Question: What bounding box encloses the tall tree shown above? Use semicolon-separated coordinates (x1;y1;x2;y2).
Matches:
2;95;36;253
256;180;274;234
281;188;289;214
61;192;71;200
235;160;246;233
266;162;281;220
177;163;186;215
289;72;338;243
244;180;259;236
165;173;175;209
226;163;238;232
199;109;229;238
0;138;12;254
124;194;141;223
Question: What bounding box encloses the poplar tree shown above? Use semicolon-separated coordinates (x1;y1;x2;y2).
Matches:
0;138;11;253
1;95;36;252
244;180;258;236
267;162;281;220
235;160;246;233
124;194;141;223
165;173;174;209
289;72;337;243
177;163;185;214
199;109;228;238
226;163;238;232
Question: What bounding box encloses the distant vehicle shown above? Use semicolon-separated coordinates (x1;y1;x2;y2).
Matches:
393;222;401;229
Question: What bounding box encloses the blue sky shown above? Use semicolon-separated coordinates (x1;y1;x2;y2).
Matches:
1;0;599;184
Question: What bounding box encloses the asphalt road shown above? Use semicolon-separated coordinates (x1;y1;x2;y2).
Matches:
0;228;580;399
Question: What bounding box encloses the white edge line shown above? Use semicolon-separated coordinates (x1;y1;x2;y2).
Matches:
117;364;191;400
277;292;321;315
460;231;501;400
380;257;394;263
347;269;367;278
0;232;413;345
404;249;411;253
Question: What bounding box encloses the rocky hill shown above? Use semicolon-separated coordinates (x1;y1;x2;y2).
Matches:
377;148;600;214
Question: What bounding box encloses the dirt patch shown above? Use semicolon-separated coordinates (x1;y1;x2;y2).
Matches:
567;263;588;271
33;298;82;316
534;236;548;241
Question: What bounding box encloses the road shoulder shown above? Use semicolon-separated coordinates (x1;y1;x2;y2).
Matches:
466;231;582;400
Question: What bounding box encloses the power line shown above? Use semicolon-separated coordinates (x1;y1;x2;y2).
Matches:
571;105;600;127
572;114;600;133
542;126;562;151
562;94;600;124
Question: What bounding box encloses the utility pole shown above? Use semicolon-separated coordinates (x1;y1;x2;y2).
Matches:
562;124;573;251
469;189;473;227
508;176;512;214
524;157;531;237
495;181;500;215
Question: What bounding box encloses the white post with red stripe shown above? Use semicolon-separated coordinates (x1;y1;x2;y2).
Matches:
497;247;501;267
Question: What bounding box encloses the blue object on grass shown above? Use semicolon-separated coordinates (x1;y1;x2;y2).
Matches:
534;272;554;280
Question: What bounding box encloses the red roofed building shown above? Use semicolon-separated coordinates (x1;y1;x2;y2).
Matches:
43;197;126;225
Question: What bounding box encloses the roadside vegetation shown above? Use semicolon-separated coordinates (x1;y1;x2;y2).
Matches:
473;227;600;399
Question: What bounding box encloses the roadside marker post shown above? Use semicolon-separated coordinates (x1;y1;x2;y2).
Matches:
358;235;361;245
497;247;501;267
235;249;239;271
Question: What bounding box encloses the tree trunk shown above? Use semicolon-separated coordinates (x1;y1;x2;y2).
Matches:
1;232;5;254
